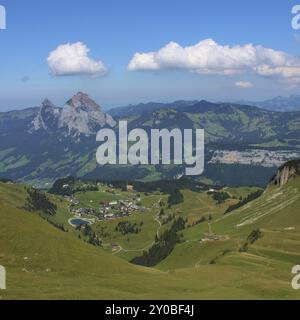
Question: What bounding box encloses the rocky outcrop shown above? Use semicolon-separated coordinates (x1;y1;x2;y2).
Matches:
270;160;300;187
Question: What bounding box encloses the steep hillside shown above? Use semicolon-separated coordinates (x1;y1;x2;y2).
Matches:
156;162;300;294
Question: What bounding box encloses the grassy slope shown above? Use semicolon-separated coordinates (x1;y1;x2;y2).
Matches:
0;182;299;299
0;193;280;300
157;177;300;300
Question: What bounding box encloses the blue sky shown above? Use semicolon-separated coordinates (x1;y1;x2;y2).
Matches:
0;0;299;110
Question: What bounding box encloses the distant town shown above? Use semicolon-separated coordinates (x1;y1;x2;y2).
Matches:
210;149;300;168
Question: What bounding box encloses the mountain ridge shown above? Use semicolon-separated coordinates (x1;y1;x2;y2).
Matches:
109;94;300;116
1;96;300;187
236;94;300;112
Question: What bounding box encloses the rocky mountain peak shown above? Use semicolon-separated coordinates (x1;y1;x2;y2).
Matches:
66;92;100;112
29;93;116;137
31;99;60;132
59;93;116;137
41;98;56;109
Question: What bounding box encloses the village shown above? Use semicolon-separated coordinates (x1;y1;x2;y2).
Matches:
64;184;147;222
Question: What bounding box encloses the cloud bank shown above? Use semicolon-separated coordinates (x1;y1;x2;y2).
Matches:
47;42;107;77
128;39;300;83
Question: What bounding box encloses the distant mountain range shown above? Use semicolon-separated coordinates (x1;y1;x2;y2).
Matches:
110;94;300;116
1;94;300;188
235;95;300;112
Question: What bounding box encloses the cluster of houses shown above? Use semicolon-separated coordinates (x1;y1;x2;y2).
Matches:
70;207;97;216
66;194;145;222
99;199;144;221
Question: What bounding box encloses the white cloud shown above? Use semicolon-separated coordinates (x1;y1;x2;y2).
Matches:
47;42;107;77
128;39;300;84
235;81;254;89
